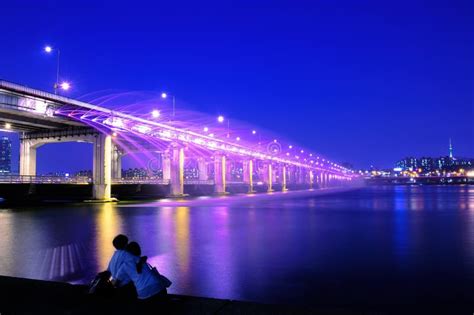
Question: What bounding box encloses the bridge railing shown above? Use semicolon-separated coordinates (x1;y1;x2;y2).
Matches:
0;175;91;184
113;178;170;185
184;179;215;185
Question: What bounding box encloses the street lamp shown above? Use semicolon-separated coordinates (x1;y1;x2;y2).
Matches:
59;82;71;91
217;115;230;138
151;109;160;118
161;92;176;119
44;45;62;94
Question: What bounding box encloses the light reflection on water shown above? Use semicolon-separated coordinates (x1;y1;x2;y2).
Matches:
1;186;474;305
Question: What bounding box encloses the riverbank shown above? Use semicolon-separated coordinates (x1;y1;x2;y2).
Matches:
0;276;344;314
1;276;473;314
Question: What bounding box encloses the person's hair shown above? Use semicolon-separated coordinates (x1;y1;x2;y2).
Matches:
112;234;128;250
126;242;147;273
126;241;141;257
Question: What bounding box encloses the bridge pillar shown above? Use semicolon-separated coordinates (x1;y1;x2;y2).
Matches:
111;145;123;179
19;139;39;176
214;154;227;194
280;165;288;191
263;162;273;192
169;143;185;197
92;134;112;200
298;167;306;185
162;151;171;181
243;159;255;193
198;158;208;181
309;170;314;189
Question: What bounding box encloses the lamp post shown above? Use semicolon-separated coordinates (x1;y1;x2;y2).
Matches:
217;115;230;138
161;92;175;120
44;45;62;94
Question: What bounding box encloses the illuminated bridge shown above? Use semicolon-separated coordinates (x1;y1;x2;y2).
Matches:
0;80;353;201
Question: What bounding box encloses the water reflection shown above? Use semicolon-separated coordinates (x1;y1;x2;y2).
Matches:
95;203;121;270
1;186;474;306
175;206;190;275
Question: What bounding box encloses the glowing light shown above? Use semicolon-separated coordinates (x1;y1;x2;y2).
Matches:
236;137;240;141
467;171;474;178
289;145;293;149
135;125;151;134
152;110;160;118
273;139;277;143
44;46;52;53
217;115;224;123
209;133;214;137
161;92;167;99
60;82;70;90
203;127;209;132
104;117;125;128
5;123;11;129
112;132;118;137
301;150;304;153
252;130;256;135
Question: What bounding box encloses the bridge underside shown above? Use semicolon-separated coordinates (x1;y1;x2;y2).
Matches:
0;181;336;202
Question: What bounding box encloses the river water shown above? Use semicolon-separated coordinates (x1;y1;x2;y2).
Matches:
1;185;473;307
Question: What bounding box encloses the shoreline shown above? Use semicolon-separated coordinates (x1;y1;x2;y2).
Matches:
0;275;472;314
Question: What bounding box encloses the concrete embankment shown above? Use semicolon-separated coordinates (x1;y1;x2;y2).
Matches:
0;276;335;314
1;275;473;315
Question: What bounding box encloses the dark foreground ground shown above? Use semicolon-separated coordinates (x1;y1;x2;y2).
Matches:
0;276;473;315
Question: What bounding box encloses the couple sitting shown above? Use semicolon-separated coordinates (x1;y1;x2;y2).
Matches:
106;234;171;303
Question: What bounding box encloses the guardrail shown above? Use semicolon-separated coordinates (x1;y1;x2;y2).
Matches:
0;175;91;184
184;179;215;185
113;178;170;185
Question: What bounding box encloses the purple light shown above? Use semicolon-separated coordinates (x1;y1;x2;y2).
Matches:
203;127;209;132
217;115;224;123
252;130;256;135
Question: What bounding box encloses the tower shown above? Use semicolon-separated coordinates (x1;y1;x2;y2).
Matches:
449;138;453;159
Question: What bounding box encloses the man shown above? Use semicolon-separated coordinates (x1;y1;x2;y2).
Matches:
107;234;137;299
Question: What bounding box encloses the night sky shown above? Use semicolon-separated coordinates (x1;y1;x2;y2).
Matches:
1;0;473;173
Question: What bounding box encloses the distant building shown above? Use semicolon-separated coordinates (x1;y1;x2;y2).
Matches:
395;139;473;173
0;137;12;174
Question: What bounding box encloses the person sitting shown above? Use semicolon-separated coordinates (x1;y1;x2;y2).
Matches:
113;242;169;305
107;234;136;299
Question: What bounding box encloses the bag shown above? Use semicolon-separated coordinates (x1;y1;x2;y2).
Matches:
88;270;114;295
148;263;172;288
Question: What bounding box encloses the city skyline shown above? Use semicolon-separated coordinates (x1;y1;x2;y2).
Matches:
0;0;472;169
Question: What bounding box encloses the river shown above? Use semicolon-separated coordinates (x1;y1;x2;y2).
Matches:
1;185;473;306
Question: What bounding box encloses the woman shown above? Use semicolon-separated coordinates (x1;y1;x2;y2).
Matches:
113;242;169;304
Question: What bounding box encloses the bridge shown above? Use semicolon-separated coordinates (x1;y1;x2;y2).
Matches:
0;80;353;201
